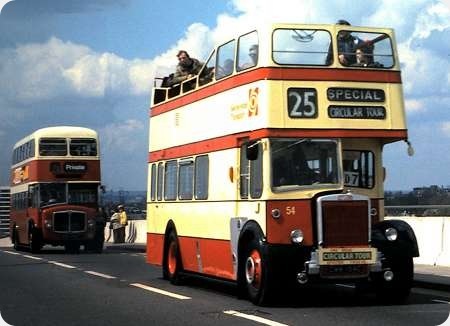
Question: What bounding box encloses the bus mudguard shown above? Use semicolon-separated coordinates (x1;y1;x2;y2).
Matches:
371;219;419;258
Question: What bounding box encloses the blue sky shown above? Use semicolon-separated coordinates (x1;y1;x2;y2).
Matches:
0;0;449;191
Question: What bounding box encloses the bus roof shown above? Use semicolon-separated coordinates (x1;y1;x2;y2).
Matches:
13;126;98;149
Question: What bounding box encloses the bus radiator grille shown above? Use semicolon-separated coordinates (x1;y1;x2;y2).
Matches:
321;200;369;247
53;211;86;233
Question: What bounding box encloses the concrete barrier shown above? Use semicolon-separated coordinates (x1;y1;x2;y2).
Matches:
385;216;450;267
112;217;450;267
105;220;147;244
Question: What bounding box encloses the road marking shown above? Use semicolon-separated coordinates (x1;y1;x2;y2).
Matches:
48;261;76;269
130;283;191;300
22;255;43;260
2;250;21;255
432;299;450;304
224;310;289;326
335;283;355;289
85;271;117;279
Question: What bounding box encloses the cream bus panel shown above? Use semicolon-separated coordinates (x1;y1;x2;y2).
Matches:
147;202;267;240
149;81;268;152
150;80;406;152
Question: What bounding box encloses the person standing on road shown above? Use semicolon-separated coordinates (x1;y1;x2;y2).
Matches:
110;208;121;243
116;205;128;243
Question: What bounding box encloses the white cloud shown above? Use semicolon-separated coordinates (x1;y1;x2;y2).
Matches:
412;1;450;39
441;121;450;136
405;99;426;113
0;37;156;103
99;119;145;153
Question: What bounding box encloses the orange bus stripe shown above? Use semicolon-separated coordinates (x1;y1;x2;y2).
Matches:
148;128;407;162
150;67;402;116
10;160;101;186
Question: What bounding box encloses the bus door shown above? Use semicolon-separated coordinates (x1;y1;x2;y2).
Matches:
230;139;263;277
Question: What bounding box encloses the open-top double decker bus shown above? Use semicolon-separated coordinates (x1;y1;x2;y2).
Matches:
10;126;104;253
147;22;419;304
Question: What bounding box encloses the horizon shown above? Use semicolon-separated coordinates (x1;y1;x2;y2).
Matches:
0;1;449;190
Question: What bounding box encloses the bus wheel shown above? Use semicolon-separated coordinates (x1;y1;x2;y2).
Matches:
12;228;22;251
376;256;413;304
163;231;183;285
28;227;42;253
241;238;271;305
65;242;80;254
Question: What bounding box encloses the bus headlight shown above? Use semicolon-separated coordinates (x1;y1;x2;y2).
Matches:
290;229;304;244
44;219;52;229
271;208;281;219
385;227;398;241
87;219;96;228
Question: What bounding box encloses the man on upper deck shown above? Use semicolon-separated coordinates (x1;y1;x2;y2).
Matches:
336;19;365;65
168;50;204;86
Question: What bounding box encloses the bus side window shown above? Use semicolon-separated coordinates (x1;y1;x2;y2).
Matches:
150;163;156;201
237;31;258;71
164;160;178;201
157;162;164;201
240;142;263;199
216;40;236;80
240;144;249;199
199;51;216;87
343;150;374;188
194;155;209;200
179;159;194;200
28;184;39;208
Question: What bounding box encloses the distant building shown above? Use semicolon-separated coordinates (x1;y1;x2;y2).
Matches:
0;187;10;235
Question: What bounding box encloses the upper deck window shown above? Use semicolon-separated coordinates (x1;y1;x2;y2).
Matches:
273;29;332;65
337;31;394;68
237;31;258;72
216;40;236;80
70;138;97;156
198;50;216;87
39;138;67;156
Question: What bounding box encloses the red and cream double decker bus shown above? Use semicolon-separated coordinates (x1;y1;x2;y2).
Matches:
147;22;419;304
10;126;104;253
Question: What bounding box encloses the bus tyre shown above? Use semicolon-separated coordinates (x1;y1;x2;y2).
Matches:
12;228;21;251
240;238;272;305
28;227;42;253
86;230;104;253
163;231;183;285
65;242;80;254
376;256;413;304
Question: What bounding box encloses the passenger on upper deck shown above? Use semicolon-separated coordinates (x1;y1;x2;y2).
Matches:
239;44;258;70
353;48;369;67
168;50;204;86
336;19;365;65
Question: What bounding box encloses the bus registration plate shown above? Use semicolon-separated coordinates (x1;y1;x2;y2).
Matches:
318;247;376;265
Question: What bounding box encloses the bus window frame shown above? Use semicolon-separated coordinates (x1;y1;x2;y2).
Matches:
198;50;216;87
194;155;209;200
215;40;236;80
272;28;333;66
69;138;97;156
164;160;178;201
237;30;259;72
157;162;164;201
178;158;194;200
343;150;375;189
150;163;157;201
39;137;68;156
337;31;394;69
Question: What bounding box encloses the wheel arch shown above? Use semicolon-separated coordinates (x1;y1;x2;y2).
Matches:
371;219;419;258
